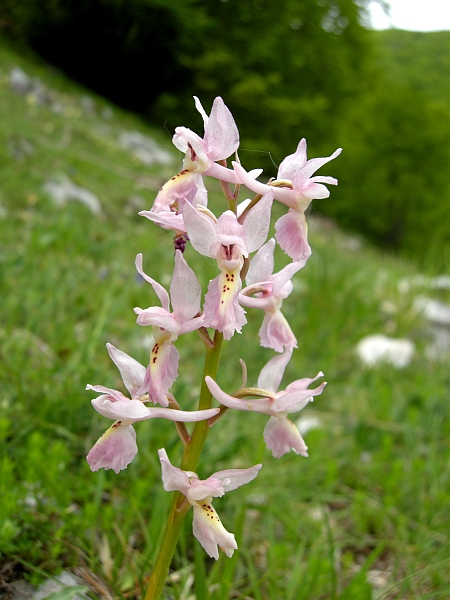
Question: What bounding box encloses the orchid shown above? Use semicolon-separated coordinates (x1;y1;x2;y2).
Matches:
150;96;240;217
183;191;273;339
85;97;340;597
158;448;261;559
139;177;208;237
239;238;307;352
134;250;204;407
86;344;219;473
205;349;326;458
233;139;341;261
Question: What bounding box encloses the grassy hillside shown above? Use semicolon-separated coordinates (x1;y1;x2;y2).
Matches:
1;35;450;599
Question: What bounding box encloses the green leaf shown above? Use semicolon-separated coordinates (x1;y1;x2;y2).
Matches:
41;585;89;600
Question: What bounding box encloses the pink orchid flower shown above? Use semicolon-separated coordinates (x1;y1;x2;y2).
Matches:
233;139;342;261
151;96;240;216
86;344;219;473
158;448;261;559
183;191;273;339
205;349;326;458
239;238;307;352
139;177;208;236
134;250;205;407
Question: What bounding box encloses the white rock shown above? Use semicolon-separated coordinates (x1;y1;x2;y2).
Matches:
44;175;102;215
118;130;173;166
399;274;450;293
414;296;450;326
356;334;415;368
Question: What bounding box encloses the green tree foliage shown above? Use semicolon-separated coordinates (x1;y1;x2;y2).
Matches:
156;0;375;167
320;30;450;266
0;0;375;165
325;84;450;254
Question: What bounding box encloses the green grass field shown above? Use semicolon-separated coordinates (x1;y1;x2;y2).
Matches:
1;35;450;599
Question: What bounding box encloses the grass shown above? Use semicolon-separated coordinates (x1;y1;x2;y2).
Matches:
1;33;450;599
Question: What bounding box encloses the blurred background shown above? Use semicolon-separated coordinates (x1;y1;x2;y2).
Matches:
1;1;450;599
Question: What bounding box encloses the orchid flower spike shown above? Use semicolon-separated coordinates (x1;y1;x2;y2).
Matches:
158;448;261;559
205;349;326;458
150;96;240;218
134;250;205;406
86;344;219;473
233;139;342;261
239;238;307;352
183;191;273;339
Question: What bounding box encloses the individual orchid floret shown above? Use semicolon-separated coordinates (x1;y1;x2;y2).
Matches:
86;344;219;474
205;349;326;458
239;238;307;352
139;177;208;237
158;448;261;559
183;191;273;339
233;139;342;261
134;250;204;407
150;97;240;217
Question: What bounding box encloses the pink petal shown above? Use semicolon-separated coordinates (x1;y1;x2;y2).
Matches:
211;464;262;492
139;209;187;235
106;343;146;398
134;307;179;332
204;161;241;184
194;96;209;129
173;126;209;164
187;477;225;501
203;273;247;340
86;385;128;403
204;97;239;161
274;209;311;262
135;254;170;311
263;417;308;458
192;504;237;560
87;423;137;473
232;162;270;197
91;397;152;420
259;310;297;353
182;200;217;257
158;448;191;494
271;260;307;295
148;342;180;407
242;190;273;254
245;239;275;286
292;148;342;189
257;348;293;393
92;395;219;422
170;250;202;321
205;376;273;414
151;169;198;213
277;138;307;180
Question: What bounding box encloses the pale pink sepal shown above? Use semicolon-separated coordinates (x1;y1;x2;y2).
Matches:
87;422;137;474
91;394;219;422
204;376;273;414
259;309;297;353
274;209;311;261
263;417;308;458
201;96;239;161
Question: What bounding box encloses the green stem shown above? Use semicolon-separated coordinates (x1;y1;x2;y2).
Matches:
144;331;224;600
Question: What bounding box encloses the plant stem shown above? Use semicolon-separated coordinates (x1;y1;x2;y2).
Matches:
144;331;224;600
